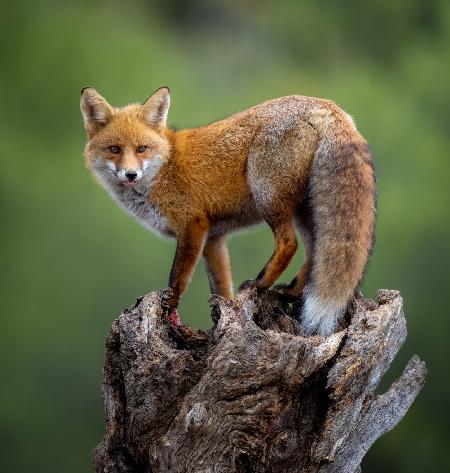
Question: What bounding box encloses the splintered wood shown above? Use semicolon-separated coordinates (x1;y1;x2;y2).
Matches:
93;288;426;473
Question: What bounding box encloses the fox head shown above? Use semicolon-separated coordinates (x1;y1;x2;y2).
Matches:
80;86;171;188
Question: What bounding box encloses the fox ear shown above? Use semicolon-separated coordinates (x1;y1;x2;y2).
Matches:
80;87;113;136
139;86;170;129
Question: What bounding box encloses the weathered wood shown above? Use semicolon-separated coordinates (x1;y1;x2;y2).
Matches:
92;288;426;473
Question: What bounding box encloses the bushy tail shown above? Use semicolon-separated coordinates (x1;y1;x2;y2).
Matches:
302;136;376;335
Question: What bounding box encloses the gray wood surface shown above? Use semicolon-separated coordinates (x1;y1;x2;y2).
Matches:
92;288;426;472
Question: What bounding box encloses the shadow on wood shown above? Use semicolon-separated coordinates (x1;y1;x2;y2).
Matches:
92;288;426;473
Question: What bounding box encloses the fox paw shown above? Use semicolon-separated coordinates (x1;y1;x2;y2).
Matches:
272;283;301;302
167;308;181;327
238;279;260;292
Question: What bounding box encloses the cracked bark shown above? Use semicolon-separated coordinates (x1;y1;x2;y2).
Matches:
92;288;426;473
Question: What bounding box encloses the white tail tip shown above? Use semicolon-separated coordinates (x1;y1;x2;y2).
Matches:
301;288;345;336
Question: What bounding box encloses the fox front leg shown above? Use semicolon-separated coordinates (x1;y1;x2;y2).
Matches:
167;217;209;318
203;235;233;299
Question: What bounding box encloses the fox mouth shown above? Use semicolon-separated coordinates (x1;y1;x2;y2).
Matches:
122;180;139;187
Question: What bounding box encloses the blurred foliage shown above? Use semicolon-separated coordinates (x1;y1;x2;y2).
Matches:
0;0;449;471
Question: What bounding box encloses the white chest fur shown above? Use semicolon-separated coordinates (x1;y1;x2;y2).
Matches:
93;157;173;238
114;185;172;237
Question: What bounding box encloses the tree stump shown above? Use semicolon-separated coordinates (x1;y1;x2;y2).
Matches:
92;288;426;473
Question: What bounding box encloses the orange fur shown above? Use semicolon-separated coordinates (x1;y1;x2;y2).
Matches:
80;87;376;335
203;236;233;300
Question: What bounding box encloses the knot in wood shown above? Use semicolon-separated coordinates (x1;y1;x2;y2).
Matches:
271;431;298;459
185;402;208;429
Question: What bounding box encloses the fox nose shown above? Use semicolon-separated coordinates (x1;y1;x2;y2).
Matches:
125;170;138;181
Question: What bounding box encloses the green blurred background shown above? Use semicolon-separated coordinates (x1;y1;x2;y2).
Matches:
1;0;449;471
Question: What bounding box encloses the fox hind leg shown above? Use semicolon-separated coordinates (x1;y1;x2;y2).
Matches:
239;218;298;291
273;205;314;301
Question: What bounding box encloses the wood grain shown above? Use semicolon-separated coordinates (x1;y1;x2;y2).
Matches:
92;288;426;473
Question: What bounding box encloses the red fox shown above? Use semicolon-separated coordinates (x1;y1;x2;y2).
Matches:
80;86;375;335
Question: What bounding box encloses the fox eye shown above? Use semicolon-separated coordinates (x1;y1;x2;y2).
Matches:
109;146;121;154
136;146;148;153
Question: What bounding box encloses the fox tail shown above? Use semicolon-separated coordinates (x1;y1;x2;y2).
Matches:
302;135;376;335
